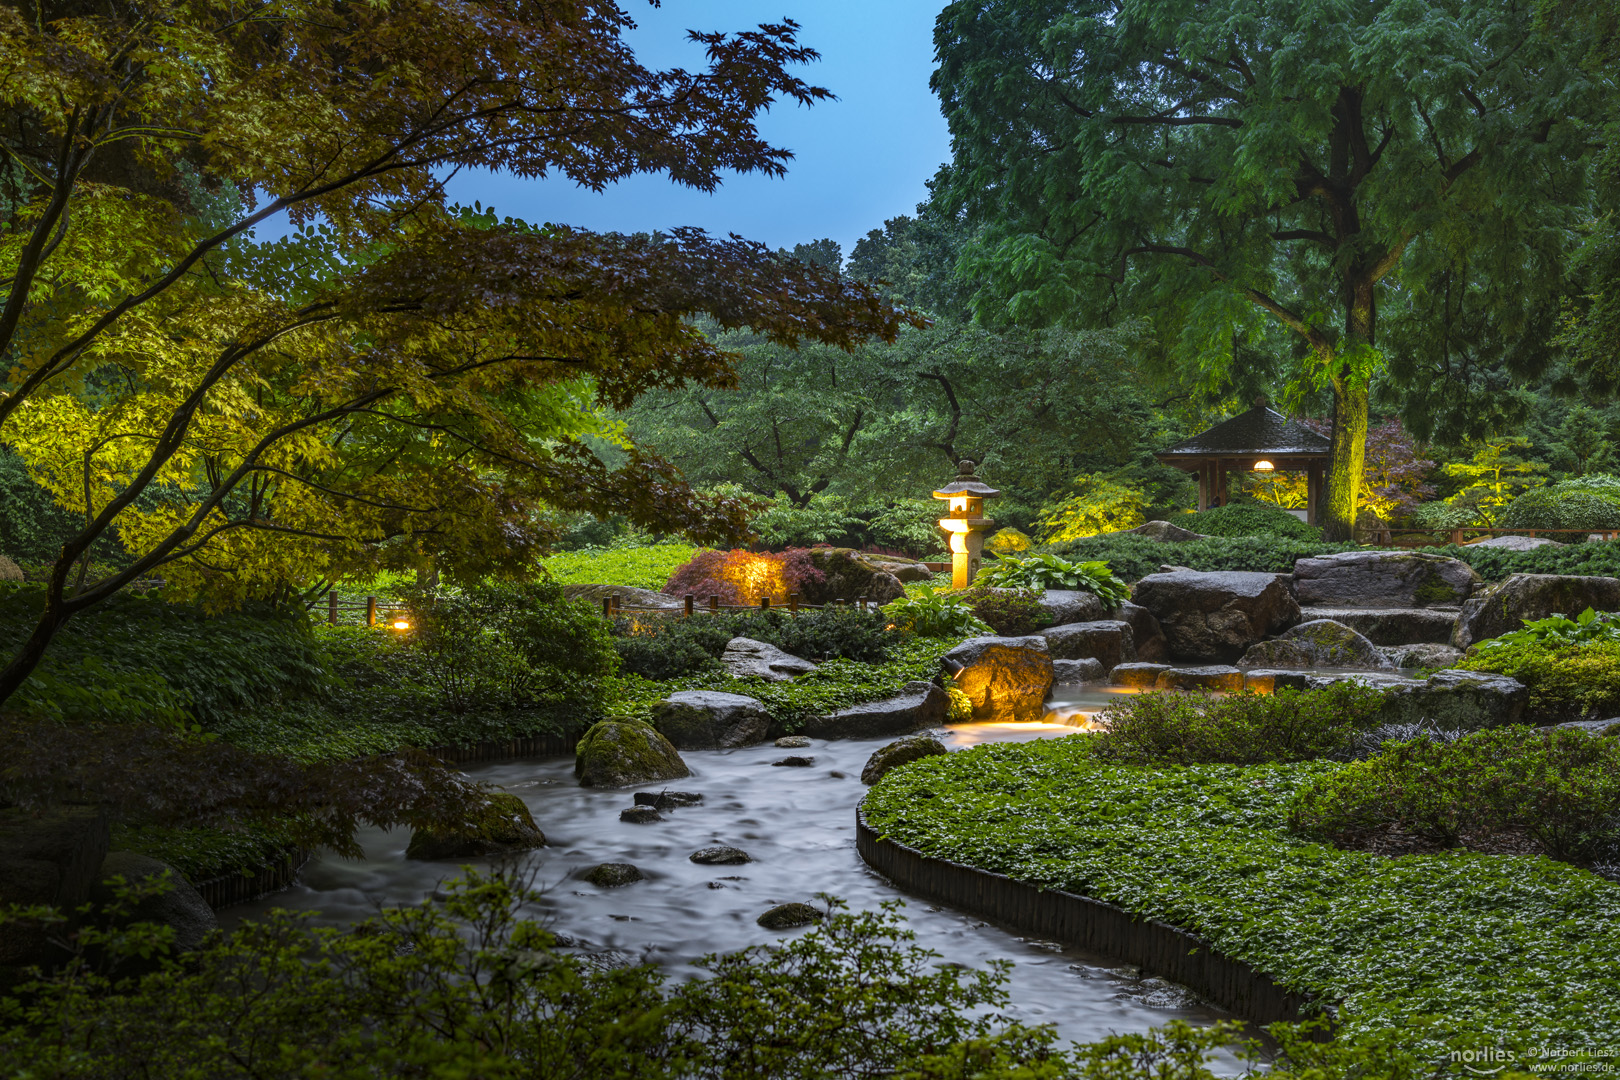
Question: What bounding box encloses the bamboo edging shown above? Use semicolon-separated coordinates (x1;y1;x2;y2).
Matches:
855;807;1327;1033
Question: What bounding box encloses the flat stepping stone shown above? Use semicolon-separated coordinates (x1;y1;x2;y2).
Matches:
774;735;811;748
1111;662;1171;688
619;806;663;824
757;902;823;930
1242;669;1311;693
1155;665;1245;692
771;756;815;767
582;863;643;887
689;846;752;865
633;790;702;808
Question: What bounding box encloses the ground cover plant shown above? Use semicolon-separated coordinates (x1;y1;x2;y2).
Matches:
862;734;1620;1067
881;588;993;639
975;553;1130;603
1090;683;1391;766
1183;502;1323;541
1458;609;1620;721
1289;727;1620;863
1039;535;1354;580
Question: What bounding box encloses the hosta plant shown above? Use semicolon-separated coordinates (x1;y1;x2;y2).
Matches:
975;553;1131;604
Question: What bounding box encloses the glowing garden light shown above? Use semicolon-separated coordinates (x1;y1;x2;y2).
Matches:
932;460;1000;589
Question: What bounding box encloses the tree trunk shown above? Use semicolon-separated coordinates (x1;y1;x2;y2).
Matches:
0;595;73;709
1322;376;1369;541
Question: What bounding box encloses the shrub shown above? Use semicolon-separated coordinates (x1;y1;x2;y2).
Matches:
661;547;825;605
1186;501;1322;540
750;495;943;557
881;588;992;639
1037;474;1148;541
1458;634;1620;722
1500;475;1620;533
1091;682;1393;766
612;617;731;680
957;587;1051;636
401;578;618;713
1039;534;1354;580
1288;726;1620;863
975;552;1131;603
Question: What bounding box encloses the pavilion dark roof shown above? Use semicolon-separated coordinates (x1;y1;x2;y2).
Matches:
1157;405;1332;458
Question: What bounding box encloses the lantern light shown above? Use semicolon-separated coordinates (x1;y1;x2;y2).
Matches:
1253;460;1275;471
392;619;411;631
932;460;1001;589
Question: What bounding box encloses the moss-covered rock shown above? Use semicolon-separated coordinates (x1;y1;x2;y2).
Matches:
861;735;947;785
405;792;545;861
799;548;905;604
757;902;823;929
582;862;643;887
574;721;689;788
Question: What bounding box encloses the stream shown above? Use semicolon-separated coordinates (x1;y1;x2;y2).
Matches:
226;687;1233;1050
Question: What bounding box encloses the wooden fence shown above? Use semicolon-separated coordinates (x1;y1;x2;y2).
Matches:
1357;526;1620;549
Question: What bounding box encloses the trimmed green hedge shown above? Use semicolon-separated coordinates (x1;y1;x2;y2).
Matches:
539;544;697;589
862;736;1620;1064
1186;502;1323;540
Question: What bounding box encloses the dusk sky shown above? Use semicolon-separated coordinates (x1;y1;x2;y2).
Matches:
448;2;953;262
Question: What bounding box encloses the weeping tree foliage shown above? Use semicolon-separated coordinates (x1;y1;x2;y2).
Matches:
0;0;916;709
931;0;1603;539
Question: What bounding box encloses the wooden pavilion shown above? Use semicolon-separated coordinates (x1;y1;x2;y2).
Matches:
1154;403;1333;524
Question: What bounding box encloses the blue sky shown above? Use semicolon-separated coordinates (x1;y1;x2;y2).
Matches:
448;2;952;263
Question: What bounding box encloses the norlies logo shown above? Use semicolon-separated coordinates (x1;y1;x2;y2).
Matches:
1452;1048;1517;1076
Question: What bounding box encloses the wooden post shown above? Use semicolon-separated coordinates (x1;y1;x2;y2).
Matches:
709;594;719;614
610;593;620;617
684;594;694;618
1450;528;1465;546
328;590;339;625
789;592;799;613
601;597;612;618
760;596;771;611
365;596;377;627
1306;462;1322;526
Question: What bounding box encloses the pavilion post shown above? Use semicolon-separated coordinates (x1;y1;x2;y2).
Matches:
1307;462;1322;525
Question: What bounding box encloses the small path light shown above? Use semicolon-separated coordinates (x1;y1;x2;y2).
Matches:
933;459;1000;589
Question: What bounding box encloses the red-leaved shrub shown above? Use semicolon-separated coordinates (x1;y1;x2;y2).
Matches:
662;549;826;605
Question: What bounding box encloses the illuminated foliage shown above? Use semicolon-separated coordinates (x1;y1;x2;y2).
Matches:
661;548;826;607
1037;475;1148;542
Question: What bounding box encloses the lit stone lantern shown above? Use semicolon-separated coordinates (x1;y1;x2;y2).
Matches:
933;459;1000;589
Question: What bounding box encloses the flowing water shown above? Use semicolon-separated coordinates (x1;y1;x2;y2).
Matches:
225;710;1231;1050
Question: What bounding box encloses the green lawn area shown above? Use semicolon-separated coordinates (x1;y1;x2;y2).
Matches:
540;544;697;590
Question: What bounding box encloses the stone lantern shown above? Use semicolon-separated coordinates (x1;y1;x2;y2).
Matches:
933;459;1000;589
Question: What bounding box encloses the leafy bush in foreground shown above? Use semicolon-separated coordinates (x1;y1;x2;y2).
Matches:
862;737;1620;1064
882;588;993;639
1459;631;1620;723
976;552;1131;603
1091;683;1392;766
1288;727;1620;863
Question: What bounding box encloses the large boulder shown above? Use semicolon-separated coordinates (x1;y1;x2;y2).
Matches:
861;735;948;785
941;636;1054;723
0;555;21;582
800;548;906;604
1129;571;1301;663
1236;619;1394;672
803;681;948;739
1035;589;1114;626
1118;601;1169;662
1374;669;1530;730
406;792;546;860
719;638;816;682
1293;551;1480;609
562;584;685;611
1295;607;1459;646
1243;669;1312;693
1052;657;1106;684
1039;620;1135;670
0;807;110;973
1453;574;1620;649
1469;535;1564;550
651;691;770;749
863;555;935;583
90;852;218;953
575;721;690;788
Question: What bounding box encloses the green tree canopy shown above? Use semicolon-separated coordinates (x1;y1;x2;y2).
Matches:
0;0;914;707
931;0;1603;539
